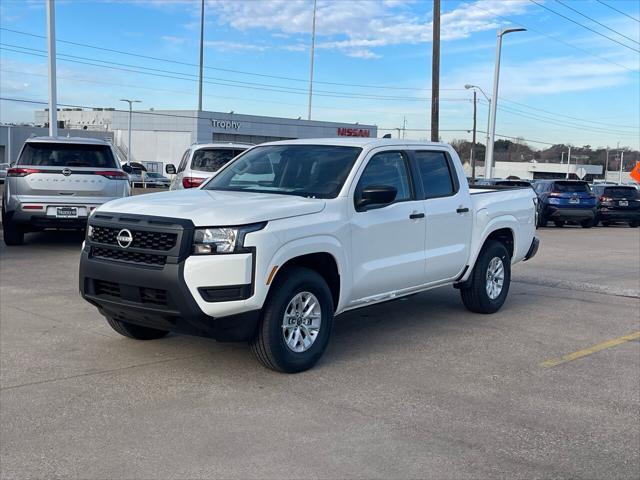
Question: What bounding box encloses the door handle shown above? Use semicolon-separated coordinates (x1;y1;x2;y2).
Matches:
409;212;425;219
456;207;469;214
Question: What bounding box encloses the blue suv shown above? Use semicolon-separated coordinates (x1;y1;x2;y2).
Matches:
533;180;597;228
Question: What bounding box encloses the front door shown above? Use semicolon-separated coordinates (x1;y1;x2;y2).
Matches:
350;150;426;302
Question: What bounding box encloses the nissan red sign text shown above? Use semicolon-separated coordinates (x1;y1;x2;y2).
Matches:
337;128;371;138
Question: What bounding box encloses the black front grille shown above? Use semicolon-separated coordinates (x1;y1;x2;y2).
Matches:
91;226;177;251
91;246;166;266
94;279;121;297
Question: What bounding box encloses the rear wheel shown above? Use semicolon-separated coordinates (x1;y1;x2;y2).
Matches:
250;267;334;373
460;240;511;314
602;221;611;227
630;221;639;228
581;218;595;228
554;220;564;228
105;316;169;340
2;207;24;246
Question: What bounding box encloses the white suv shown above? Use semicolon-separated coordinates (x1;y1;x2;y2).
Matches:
166;143;251;190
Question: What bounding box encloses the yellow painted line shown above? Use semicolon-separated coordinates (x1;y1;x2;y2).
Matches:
540;331;640;368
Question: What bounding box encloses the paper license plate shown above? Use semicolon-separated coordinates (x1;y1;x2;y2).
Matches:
56;207;78;218
619;200;628;207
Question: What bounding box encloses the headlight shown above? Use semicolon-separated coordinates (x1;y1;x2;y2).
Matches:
193;222;266;254
87;224;94;239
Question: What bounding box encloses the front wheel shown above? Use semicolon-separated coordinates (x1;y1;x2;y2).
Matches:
554;220;564;228
105;316;169;340
2;207;24;246
251;267;334;373
460;240;511;314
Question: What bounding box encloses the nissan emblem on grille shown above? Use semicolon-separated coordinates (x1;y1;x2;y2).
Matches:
116;229;133;248
62;168;72;176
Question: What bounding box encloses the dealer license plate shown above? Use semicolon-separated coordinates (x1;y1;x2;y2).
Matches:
619;200;628;207
56;207;78;218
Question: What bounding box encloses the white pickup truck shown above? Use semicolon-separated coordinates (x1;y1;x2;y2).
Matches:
80;139;539;372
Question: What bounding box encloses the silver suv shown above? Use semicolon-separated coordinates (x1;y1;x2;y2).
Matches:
166;142;251;190
2;136;131;245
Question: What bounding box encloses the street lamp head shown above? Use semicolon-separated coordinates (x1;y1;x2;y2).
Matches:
464;84;473;90
499;27;526;36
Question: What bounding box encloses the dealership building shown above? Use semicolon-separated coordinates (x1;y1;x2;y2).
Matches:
33;109;377;173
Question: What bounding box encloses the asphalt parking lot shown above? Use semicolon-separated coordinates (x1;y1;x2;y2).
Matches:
1;222;639;479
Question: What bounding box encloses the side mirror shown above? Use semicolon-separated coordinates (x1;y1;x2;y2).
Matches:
356;185;397;210
122;164;133;174
165;164;176;175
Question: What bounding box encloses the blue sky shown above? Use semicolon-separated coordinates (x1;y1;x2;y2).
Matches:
1;0;639;149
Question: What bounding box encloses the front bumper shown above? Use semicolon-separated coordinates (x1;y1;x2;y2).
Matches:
79;249;260;342
523;236;540;261
544;206;596;222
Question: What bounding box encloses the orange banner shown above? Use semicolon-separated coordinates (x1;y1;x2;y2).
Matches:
631;162;640;183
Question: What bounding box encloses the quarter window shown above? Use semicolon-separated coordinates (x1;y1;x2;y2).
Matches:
356;151;412;203
414;151;455;199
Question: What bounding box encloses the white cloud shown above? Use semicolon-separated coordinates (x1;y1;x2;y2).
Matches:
204;40;269;52
203;0;531;58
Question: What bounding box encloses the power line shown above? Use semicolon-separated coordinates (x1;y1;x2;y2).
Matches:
528;0;640;53
471;2;638;73
554;0;639;45
595;0;640;23
0;43;448;102
0;27;465;92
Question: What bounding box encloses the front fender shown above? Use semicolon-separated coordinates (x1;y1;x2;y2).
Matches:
260;235;349;312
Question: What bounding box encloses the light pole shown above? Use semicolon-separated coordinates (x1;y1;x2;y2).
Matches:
307;0;317;120
46;0;58;137
465;84;490;177
485;27;526;179
197;0;205;111
119;99;141;165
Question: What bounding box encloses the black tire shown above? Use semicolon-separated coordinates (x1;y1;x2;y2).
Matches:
554;220;564;227
250;266;334;373
460;240;511;314
581;218;595;228
2;207;24;246
105;316;169;340
601;221;611;227
630;221;639;228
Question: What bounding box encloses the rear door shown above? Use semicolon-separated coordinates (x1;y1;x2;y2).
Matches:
413;149;472;283
16;142;122;199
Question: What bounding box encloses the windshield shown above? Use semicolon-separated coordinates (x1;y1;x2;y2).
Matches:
203;145;362;199
553;181;590;193
19;143;117;168
604;187;638;198
191;148;246;172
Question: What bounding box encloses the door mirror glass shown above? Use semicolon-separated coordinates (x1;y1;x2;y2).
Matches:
165;164;176;175
122;164;133;174
356;185;397;210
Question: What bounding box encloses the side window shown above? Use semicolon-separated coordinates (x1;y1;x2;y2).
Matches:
356;151;412;205
414;151;455;199
177;149;190;173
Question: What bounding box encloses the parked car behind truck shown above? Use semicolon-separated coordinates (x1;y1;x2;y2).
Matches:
2;136;131;245
591;184;640;227
80;139;539;372
533;180;597;228
167;142;251;190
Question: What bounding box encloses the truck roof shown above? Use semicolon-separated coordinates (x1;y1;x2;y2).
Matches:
259;138;452;149
25;136;112;146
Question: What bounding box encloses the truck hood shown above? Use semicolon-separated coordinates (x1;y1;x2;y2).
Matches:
99;189;326;225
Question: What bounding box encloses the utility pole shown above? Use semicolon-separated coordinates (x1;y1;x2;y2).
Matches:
197;0;205;111
566;145;572;179
619;151;624;184
120;99;141;165
561;151;565;164
485;27;526;179
605;147;609;180
46;0;58;137
430;0;440;142
402;116;407;139
471;90;477;181
307;0;317;121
